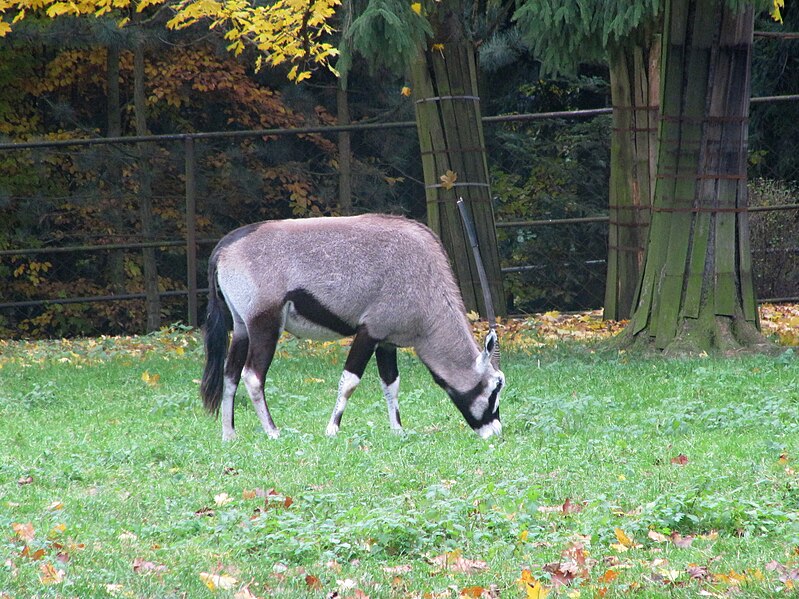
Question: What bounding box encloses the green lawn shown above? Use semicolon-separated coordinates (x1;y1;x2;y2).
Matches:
1;330;798;598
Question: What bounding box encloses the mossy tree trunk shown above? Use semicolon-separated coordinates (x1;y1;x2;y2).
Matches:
604;32;660;321
618;0;769;354
410;36;504;317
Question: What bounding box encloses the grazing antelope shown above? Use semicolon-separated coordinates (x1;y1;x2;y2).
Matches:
200;214;504;441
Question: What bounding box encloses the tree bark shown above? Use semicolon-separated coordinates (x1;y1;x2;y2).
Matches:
105;44;126;295
337;75;353;215
134;42;161;332
410;41;505;317
604;33;660;321
618;0;771;354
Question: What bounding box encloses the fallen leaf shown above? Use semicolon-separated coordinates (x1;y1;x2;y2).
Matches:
670;532;694;548
132;557;167;574
430;550;487;574
648;530;669;543
141;370;160;386
214;492;233;506
46;501;64;511
598;570;618;584
305;574;322;590
234;586;259;599
671;454;689;466
17;475;33;486
12;522;35;542
39;562;65;585
200;572;238;591
460;585;487;598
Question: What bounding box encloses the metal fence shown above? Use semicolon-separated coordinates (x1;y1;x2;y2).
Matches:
1;96;798;338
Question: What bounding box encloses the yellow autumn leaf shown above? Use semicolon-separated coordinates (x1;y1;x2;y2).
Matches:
432;42;444;51
526;579;551;599
771;0;784;22
410;1;421;14
439;169;457;190
614;527;634;547
141;370;160;386
401;85;412;97
200;572;238;591
0;21;11;36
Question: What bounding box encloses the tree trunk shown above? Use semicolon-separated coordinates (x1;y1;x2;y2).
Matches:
604;33;660;321
105;44;126;295
134;42;161;332
618;0;770;354
410;42;505;317
337;75;353;215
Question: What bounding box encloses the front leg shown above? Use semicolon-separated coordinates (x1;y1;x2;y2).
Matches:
376;345;402;432
326;327;377;436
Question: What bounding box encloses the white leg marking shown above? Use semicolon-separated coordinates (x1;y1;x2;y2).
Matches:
221;375;238;441
326;370;360;436
242;366;280;439
380;377;402;431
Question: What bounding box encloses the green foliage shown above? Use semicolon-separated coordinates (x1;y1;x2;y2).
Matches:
346;0;432;74
512;0;662;75
748;178;799;301
487;99;611;312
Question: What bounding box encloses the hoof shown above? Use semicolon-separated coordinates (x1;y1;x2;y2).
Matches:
222;431;237;442
265;428;281;440
325;423;339;437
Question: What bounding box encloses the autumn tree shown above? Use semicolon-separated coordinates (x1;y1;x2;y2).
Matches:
617;0;776;354
345;0;505;316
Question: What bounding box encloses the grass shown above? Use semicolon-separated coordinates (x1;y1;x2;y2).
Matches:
0;329;798;598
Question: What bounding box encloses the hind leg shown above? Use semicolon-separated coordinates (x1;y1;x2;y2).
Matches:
221;320;249;441
376;345;402;432
241;313;282;439
326;327;377;436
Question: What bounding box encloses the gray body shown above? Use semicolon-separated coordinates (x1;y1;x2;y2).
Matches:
200;214;504;440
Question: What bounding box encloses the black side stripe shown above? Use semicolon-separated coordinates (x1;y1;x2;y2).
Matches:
284;288;357;337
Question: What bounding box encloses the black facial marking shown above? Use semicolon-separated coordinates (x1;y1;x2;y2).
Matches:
284;288;357;337
426;366;496;429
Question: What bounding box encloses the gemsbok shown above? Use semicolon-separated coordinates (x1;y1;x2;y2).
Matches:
200;214;504;440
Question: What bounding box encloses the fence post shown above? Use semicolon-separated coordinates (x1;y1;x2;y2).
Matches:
185;136;198;327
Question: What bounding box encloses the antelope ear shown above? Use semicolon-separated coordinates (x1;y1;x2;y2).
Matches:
481;329;499;370
483;329;497;356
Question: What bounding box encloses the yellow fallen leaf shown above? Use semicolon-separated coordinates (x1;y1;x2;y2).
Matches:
410;2;421;15
200;572;238;591
214;492;233;506
614;528;634;547
141;371;160;386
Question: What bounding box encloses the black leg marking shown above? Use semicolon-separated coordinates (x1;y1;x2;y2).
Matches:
344;326;379;377
375;345;399;385
327;326;378;435
242;311;282;437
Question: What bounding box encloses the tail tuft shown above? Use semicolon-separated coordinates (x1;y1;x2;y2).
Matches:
200;258;230;416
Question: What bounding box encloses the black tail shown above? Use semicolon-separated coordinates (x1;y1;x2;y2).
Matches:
200;254;231;416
